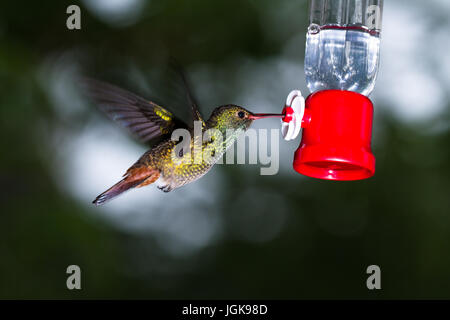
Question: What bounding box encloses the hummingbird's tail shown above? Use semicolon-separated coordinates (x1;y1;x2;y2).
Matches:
93;165;160;206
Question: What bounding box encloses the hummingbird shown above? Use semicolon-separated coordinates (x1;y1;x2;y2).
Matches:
83;73;283;205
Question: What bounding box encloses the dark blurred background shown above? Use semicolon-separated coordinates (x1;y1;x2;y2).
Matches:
0;0;449;299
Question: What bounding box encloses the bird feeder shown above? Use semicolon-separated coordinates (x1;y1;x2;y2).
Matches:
281;0;383;180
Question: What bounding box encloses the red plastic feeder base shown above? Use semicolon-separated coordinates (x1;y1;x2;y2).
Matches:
293;90;375;181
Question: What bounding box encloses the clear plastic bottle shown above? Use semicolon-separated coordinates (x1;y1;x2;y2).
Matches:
305;0;383;96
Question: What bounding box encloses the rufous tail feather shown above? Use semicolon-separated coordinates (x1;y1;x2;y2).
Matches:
93;166;159;206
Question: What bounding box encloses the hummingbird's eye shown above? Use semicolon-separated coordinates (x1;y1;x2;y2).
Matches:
237;111;245;119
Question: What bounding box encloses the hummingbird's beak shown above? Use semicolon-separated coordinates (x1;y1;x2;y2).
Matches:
248;113;284;120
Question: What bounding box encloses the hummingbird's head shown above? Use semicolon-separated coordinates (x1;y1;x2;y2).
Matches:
208;105;284;132
208;105;255;132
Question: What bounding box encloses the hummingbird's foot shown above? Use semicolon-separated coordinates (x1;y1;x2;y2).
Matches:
157;184;173;193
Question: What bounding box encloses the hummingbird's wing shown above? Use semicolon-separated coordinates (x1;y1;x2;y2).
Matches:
82;78;188;143
170;60;206;129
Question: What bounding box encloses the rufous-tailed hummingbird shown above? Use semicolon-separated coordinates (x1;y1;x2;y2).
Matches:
83;73;282;205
